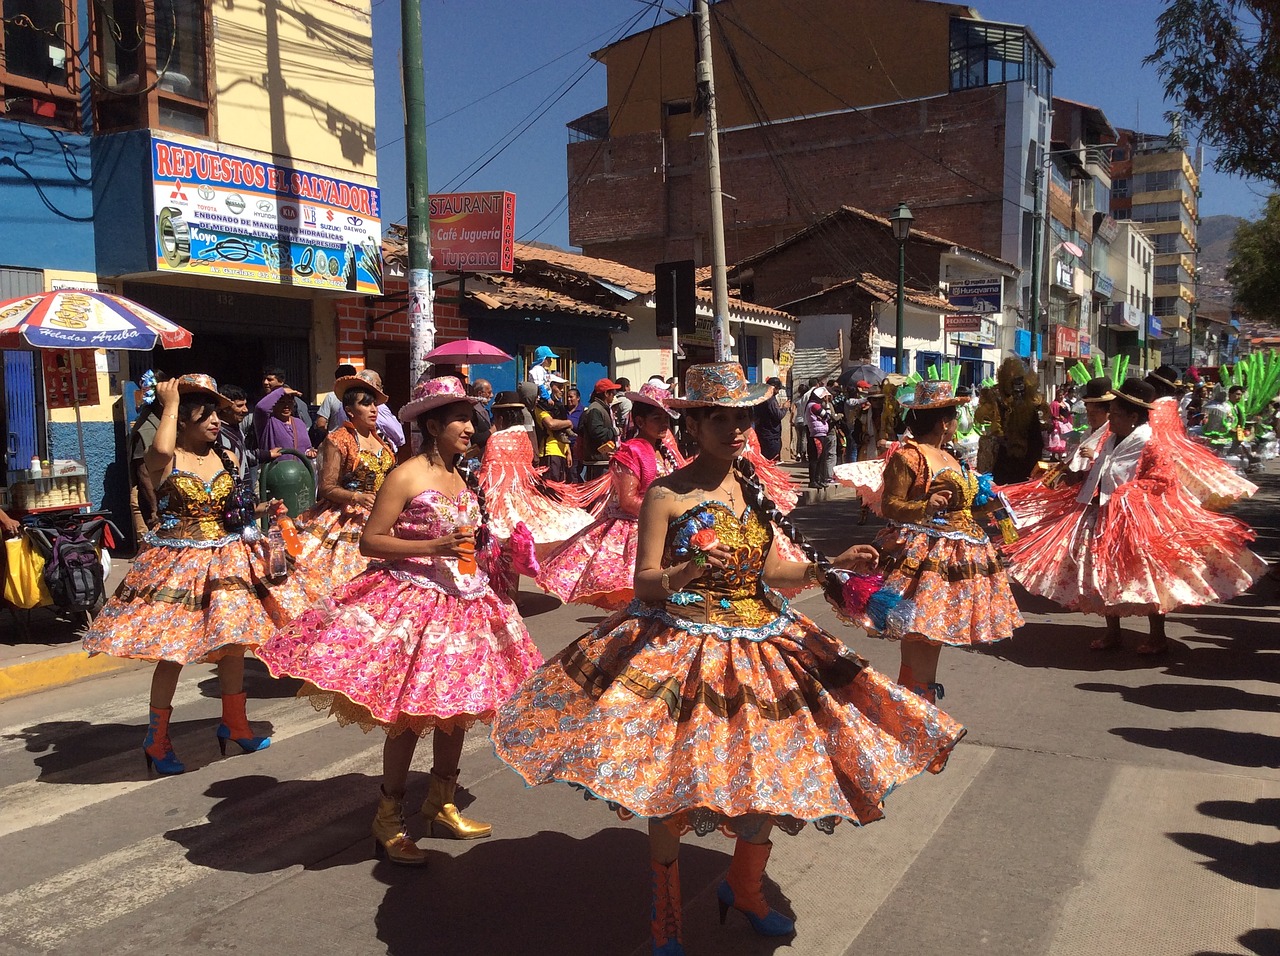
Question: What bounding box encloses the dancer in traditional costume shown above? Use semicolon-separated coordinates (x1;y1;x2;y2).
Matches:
493;363;965;956
537;383;680;609
284;376;396;606
477;391;593;555
83;375;283;775
257;377;543;865
874;380;1023;702
1003;379;1267;654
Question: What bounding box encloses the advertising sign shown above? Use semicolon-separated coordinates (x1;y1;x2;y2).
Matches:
1053;260;1073;288
1053;325;1080;358
429;191;516;273
1093;272;1114;298
151;136;383;294
947;278;1001;314
1106;302;1142;329
1080;333;1091;358
42;350;99;408
944;314;982;332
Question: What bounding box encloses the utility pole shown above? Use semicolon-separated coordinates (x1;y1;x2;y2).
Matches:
1029;163;1044;369
695;0;731;363
402;0;433;387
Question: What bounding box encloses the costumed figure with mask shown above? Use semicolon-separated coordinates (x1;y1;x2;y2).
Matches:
83;375;290;775
257;377;543;865
992;357;1047;484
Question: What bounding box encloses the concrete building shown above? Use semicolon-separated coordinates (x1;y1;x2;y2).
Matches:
0;1;378;523
565;0;1054;359
1109;127;1200;358
1101;221;1158;369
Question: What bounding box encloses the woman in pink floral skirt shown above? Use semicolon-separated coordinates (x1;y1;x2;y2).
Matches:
258;376;543;866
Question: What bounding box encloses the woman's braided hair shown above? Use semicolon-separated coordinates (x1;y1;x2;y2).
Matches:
732;455;843;604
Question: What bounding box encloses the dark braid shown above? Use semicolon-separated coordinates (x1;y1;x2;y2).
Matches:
457;455;492;551
656;441;679;472
733;457;843;604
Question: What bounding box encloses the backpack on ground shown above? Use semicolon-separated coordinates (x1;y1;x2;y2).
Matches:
42;531;105;613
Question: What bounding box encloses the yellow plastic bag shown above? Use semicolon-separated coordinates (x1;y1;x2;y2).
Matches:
4;535;53;609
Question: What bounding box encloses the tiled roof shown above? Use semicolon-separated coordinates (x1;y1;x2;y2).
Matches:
779;273;951;312
729;205;1016;274
476;275;630;323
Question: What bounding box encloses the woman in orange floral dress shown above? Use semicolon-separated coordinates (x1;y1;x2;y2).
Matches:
283;375;396;607
493;363;964;956
83;375;287;775
874;380;1024;704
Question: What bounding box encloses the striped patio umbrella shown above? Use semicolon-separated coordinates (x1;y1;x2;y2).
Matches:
0;290;192;351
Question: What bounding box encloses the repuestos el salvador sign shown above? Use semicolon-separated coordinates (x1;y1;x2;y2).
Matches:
150;136;383;294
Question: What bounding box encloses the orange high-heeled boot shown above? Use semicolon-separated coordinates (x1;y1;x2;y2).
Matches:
217;692;271;755
650;858;684;955
716;839;794;937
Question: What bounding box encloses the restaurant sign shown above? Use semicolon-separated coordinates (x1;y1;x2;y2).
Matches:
429;191;516;273
150;136;383;294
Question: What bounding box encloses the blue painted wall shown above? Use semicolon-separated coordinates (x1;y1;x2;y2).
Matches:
91;130;155;278
48;419;117;510
466;313;613;397
0;121;95;272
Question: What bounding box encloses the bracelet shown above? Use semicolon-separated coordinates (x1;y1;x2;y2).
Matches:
661;571;672;592
805;561;822;585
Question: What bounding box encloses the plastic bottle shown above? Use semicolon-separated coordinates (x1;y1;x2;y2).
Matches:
267;517;288;581
28;456;40;480
275;505;302;558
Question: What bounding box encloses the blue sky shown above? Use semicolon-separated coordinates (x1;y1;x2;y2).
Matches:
368;0;1271;245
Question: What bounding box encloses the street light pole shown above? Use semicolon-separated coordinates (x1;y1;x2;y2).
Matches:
402;0;433;388
1142;259;1151;374
889;201;913;376
694;0;732;363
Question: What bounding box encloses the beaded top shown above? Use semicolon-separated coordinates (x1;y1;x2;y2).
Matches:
155;470;235;543
386;488;488;597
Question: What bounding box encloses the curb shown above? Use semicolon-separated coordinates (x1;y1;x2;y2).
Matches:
0;649;144;703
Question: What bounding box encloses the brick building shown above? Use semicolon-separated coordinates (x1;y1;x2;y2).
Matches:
565;0;1055;362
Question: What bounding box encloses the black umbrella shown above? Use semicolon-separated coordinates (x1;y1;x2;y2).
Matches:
837;364;886;388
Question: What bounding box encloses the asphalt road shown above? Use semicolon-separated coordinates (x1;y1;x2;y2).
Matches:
0;475;1276;956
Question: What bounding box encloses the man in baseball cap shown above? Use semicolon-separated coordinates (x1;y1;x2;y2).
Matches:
579;378;623;479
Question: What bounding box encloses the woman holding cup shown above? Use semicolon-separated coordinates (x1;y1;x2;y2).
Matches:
258;376;542;866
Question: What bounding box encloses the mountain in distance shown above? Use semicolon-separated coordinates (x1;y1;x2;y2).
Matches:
1196;214;1243;306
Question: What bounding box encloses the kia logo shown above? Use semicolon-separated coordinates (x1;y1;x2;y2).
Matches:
281;206;297;220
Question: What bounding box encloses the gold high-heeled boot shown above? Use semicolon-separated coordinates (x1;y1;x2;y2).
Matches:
421;770;491;840
372;787;427;866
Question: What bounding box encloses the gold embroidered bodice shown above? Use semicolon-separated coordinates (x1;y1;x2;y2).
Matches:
155;470;235;542
351;447;394;493
660;501;779;629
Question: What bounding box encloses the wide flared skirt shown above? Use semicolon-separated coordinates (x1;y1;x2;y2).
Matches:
875;526;1024;645
537;515;639;610
257;569;543;736
83;539;288;664
492;609;965;835
1004;497;1267;617
287;502;374;606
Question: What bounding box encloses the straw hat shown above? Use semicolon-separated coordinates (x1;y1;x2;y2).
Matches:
333;374;388;406
666;363;771;408
397;375;483;422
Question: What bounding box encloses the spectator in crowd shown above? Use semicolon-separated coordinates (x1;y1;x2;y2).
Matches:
329;369;406;452
753;376;788;461
612;377;633;432
256;384;317;461
579;378;622;479
535;384;575;482
566;386;584;431
217;384;256;480
469;378;494;452
313;364;359;437
805;384;836;487
528;345;558;399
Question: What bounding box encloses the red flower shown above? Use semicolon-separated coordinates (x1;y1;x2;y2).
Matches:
690;528;720;552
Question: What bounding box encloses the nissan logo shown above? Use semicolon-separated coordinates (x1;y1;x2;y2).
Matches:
225;194;246;215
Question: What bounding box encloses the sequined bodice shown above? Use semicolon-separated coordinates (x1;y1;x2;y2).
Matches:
388;488;487;595
155;470;235;542
923;465;985;540
349;448;394;493
659;502;779;629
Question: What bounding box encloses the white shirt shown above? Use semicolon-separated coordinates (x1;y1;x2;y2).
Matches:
1077;423;1152;506
1067;424;1108;474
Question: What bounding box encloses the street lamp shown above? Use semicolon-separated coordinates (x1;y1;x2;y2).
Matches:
1142;258;1151;374
890;201;913;375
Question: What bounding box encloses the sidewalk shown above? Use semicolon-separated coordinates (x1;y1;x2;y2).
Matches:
0;556;138;701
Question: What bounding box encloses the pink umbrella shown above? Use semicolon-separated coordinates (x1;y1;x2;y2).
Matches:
424;339;513;365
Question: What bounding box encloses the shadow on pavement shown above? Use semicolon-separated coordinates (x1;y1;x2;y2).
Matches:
1197;797;1280;827
1167;830;1280;891
1075;681;1280;714
374;827;790;956
1109;726;1280;769
194;657;302;700
976;622;1182;673
4;716;277;783
1192;928;1280;956
514;590;561;618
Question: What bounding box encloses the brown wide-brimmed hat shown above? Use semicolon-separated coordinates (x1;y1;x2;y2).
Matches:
176;373;233;411
1105;378;1157;410
1081;376;1114;404
901;379;968;410
333;374;388;406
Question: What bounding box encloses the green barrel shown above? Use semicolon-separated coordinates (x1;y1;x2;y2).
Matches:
259;449;316;518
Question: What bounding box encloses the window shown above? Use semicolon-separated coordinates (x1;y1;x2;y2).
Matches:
663;100;691;117
1112;177;1129;199
950;19;1048;92
1133;169;1185;194
92;0;211;135
1152;232;1186;255
0;0;79;128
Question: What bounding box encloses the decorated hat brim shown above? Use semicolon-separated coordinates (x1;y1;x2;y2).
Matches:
902;395;969;410
397;393;484;423
667;382;772;409
1103;389;1155;410
626;390;678;418
177;381;233;411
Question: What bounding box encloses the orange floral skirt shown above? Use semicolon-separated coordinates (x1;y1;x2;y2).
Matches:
491;604;965;836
